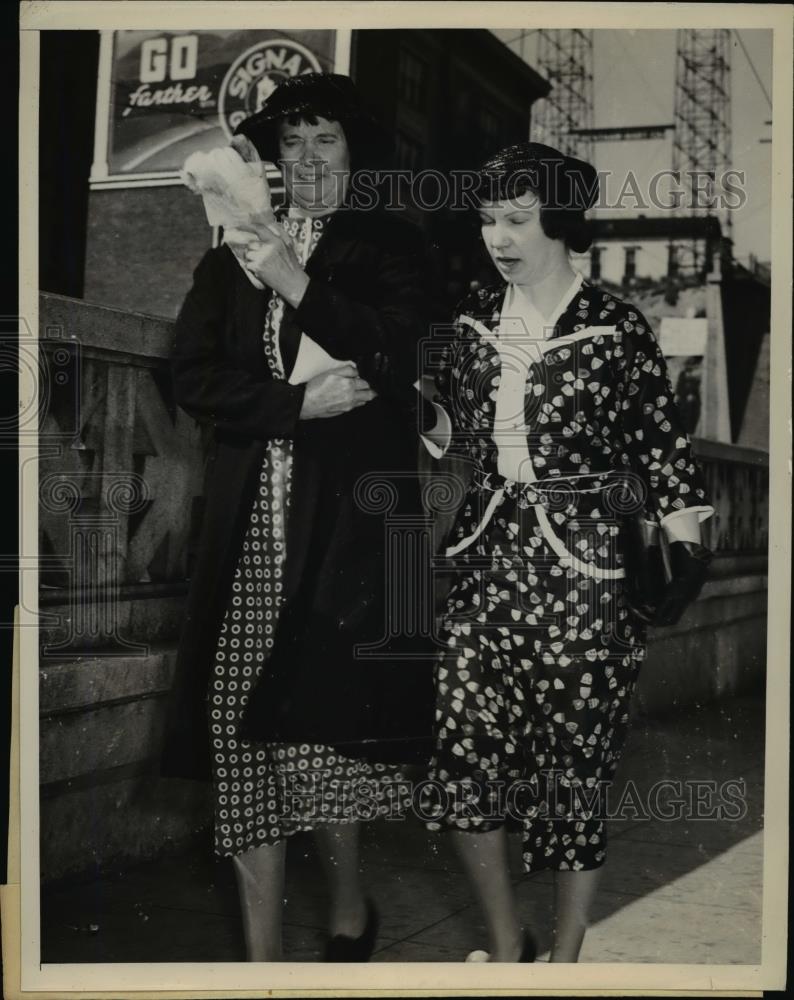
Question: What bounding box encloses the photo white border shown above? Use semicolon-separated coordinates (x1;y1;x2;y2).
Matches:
12;1;791;995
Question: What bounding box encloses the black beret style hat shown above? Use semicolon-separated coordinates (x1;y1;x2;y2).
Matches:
476;142;600;212
233;72;392;167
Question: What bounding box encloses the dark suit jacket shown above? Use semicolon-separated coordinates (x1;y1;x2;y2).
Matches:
161;207;436;780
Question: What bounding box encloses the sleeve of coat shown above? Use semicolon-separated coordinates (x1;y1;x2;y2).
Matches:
294;229;431;407
171;248;306;440
419;287;486;460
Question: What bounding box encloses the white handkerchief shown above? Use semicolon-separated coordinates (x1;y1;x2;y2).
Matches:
288;334;347;385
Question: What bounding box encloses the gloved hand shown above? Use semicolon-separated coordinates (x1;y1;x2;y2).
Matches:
622;515;668;625
624;541;667;625
652;540;713;627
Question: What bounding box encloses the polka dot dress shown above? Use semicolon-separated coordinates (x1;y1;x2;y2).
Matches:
210;212;410;858
421;279;713;872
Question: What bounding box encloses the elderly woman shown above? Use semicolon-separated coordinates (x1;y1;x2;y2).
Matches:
162;73;433;962
420;142;714;962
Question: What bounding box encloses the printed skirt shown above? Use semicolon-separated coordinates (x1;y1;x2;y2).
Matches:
421;472;647;872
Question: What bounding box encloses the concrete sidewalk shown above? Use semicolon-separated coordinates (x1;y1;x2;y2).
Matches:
41;691;765;965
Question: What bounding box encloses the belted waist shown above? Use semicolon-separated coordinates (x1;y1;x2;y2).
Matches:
446;469;644;579
470;467;634;507
447;467;630;579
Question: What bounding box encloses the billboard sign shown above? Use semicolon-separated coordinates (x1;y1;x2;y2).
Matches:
97;29;337;180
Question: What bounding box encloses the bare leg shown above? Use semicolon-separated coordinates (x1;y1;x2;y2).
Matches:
232;841;287;961
313;823;368;937
550;867;602;962
451;827;525;961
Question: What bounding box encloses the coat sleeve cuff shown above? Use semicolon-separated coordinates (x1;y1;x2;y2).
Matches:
659;505;715;529
254;381;306;439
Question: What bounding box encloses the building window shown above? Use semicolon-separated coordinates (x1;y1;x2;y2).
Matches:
398;48;428;110
476;103;503;152
395;131;423;173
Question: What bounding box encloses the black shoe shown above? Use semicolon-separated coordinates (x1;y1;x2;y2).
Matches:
519;930;537;963
323;899;379;962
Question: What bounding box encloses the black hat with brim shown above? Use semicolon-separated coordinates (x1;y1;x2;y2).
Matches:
475;142;599;213
234;72;393;168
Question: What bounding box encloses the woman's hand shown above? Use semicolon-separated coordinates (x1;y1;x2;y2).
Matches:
243;226;310;307
299;364;376;420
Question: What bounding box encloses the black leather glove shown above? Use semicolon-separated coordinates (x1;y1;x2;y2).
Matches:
622;516;668;625
652;540;714;627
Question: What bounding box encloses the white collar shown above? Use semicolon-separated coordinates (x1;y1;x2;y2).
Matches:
504;271;584;338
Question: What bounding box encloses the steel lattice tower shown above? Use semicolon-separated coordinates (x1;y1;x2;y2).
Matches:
672;29;732;274
531;29;594;162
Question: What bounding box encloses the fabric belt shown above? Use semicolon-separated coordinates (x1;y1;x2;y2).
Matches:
444;468;629;581
471;467;630;501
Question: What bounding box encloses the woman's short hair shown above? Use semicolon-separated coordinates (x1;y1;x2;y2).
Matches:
541;203;594;255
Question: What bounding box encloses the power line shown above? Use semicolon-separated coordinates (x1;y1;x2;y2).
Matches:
732;29;772;109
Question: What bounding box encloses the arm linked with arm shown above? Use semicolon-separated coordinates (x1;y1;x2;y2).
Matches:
294;234;433;409
417;330;456;458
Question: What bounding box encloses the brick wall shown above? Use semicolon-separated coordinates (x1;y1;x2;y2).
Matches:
84;185;212;319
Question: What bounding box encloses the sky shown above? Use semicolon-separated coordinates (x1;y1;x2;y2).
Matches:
491;28;773;276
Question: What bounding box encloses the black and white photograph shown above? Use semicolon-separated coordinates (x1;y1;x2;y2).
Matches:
10;1;790;994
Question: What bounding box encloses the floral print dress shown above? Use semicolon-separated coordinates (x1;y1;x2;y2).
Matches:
421;273;713;872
